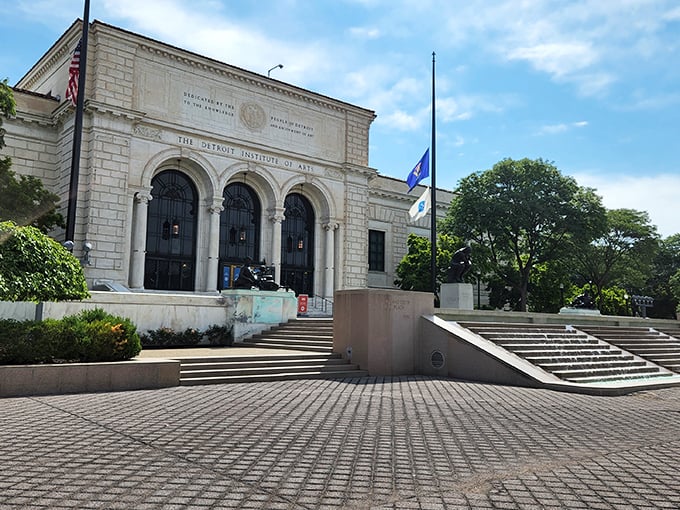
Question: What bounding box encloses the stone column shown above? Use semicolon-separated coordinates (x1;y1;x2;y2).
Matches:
205;202;224;292
269;208;285;282
129;191;152;289
323;221;339;299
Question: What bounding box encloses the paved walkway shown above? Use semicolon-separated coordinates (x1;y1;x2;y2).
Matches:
1;377;679;509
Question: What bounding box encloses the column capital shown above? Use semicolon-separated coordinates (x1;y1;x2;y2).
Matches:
135;191;153;204
323;221;339;232
209;204;224;215
269;207;286;224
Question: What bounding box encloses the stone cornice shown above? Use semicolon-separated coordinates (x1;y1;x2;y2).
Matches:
13;110;56;128
368;187;452;209
18;22;81;90
343;164;377;178
86;101;146;122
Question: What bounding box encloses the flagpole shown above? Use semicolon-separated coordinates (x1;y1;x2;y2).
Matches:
65;0;90;244
430;51;437;303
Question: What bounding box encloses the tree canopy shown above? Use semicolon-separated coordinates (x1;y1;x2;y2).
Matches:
0;221;89;302
394;233;462;293
0;80;63;232
441;158;607;311
567;208;658;306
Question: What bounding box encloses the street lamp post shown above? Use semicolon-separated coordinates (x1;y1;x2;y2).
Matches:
268;64;283;77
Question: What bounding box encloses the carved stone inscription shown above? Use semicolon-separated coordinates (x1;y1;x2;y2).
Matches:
177;136;317;173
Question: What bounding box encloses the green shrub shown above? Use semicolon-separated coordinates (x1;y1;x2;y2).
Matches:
62;308;141;361
0;308;141;364
140;324;232;347
0;221;89;302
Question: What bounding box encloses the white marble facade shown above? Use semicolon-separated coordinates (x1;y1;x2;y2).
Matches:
5;20;451;298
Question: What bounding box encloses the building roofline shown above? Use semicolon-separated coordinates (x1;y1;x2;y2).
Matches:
17;18;376;120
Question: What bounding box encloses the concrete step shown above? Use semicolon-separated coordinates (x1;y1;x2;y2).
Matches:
180;357;346;370
536;360;648;372
180;369;368;385
524;353;634;363
240;340;333;352
553;365;663;380
176;333;367;384
182;363;363;379
499;343;611;352
253;332;333;340
494;337;597;345
565;371;676;384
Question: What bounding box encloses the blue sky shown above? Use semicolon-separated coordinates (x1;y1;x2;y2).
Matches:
2;0;679;237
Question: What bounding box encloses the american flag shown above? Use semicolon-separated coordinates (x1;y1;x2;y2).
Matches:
65;39;81;107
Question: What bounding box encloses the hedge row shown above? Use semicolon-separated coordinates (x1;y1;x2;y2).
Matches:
140;324;232;348
0;308;141;365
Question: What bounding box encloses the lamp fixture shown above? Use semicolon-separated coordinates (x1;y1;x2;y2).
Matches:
239;226;246;242
267;64;283;77
297;235;304;251
82;241;93;266
172;219;180;238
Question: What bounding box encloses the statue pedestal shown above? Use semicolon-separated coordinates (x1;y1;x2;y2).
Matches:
440;283;474;310
558;307;601;316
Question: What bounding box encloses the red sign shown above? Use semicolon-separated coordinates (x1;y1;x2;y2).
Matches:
297;294;308;314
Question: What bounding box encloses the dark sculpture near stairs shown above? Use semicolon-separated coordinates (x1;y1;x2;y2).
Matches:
447;246;472;283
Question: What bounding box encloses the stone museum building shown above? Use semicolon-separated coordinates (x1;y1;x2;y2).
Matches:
5;19;452;299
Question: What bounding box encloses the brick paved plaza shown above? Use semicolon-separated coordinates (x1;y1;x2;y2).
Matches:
1;377;679;509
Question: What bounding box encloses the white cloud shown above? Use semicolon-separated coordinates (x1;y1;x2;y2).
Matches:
348;26;381;39
506;42;598;78
536;121;588;135
573;172;680;238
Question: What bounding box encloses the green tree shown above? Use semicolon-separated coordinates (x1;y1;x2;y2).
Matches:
646;234;680;319
567;208;659;308
670;269;680;316
0;79;63;232
394;233;461;293
442;158;606;311
527;260;573;313
0;221;89;302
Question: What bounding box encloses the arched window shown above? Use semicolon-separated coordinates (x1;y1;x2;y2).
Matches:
145;170;198;291
281;193;314;296
218;182;261;289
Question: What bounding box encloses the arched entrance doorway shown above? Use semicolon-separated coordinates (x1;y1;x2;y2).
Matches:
281;192;314;296
144;170;198;291
218;182;261;289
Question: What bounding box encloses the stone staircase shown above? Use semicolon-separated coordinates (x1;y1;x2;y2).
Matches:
178;318;368;385
459;321;675;384
179;352;366;385
579;326;680;373
241;318;334;352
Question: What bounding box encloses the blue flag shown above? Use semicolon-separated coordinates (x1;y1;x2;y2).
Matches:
406;149;429;192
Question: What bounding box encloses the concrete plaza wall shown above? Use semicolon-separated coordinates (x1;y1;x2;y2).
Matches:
0;289;298;340
0;359;180;398
333;289;434;375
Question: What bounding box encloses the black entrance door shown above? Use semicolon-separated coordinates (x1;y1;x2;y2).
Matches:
144;170;197;291
217;182;261;290
281;193;314;296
